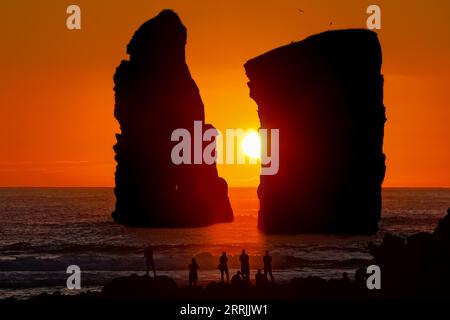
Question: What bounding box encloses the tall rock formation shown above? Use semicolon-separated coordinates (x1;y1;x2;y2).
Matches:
113;10;233;227
245;29;386;234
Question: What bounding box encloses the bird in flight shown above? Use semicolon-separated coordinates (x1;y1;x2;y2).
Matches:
298;9;304;13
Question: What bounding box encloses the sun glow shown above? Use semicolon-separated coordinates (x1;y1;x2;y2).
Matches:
242;131;261;159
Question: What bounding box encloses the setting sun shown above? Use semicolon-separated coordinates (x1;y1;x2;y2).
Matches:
242;131;261;159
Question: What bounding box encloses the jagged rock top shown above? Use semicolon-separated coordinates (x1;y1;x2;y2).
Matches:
126;9;187;64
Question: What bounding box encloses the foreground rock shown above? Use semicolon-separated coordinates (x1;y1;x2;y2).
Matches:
102;275;178;300
367;208;450;297
245;29;386;234
113;10;233;227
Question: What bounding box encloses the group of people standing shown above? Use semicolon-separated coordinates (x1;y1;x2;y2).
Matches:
144;245;275;287
189;249;274;287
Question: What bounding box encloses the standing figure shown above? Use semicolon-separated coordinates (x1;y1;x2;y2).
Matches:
239;249;250;281
144;244;156;277
263;250;274;283
218;252;229;284
189;258;200;287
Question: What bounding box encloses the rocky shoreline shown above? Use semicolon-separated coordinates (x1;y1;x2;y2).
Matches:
2;208;450;304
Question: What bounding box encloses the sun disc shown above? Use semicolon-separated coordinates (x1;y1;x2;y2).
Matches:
242;131;261;159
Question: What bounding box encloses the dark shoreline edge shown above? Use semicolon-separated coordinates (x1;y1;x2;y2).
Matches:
2;209;450;304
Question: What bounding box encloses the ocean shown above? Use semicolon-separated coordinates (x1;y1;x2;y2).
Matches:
0;187;449;299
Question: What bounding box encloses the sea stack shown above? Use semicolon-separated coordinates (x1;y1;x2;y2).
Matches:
113;10;233;227
245;29;386;234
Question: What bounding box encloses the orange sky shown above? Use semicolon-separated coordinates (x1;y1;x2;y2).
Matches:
0;0;449;187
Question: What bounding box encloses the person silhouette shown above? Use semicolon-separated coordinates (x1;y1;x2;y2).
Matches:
218;252;229;284
188;258;200;287
144;244;156;277
255;269;267;287
231;271;243;286
239;249;250;281
263;250;274;283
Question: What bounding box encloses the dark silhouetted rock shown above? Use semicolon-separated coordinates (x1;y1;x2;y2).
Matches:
113;10;233;227
368;208;450;296
245;29;386;234
101;274;178;300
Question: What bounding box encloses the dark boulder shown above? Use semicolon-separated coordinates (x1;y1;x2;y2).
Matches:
101;275;178;300
368;208;450;296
